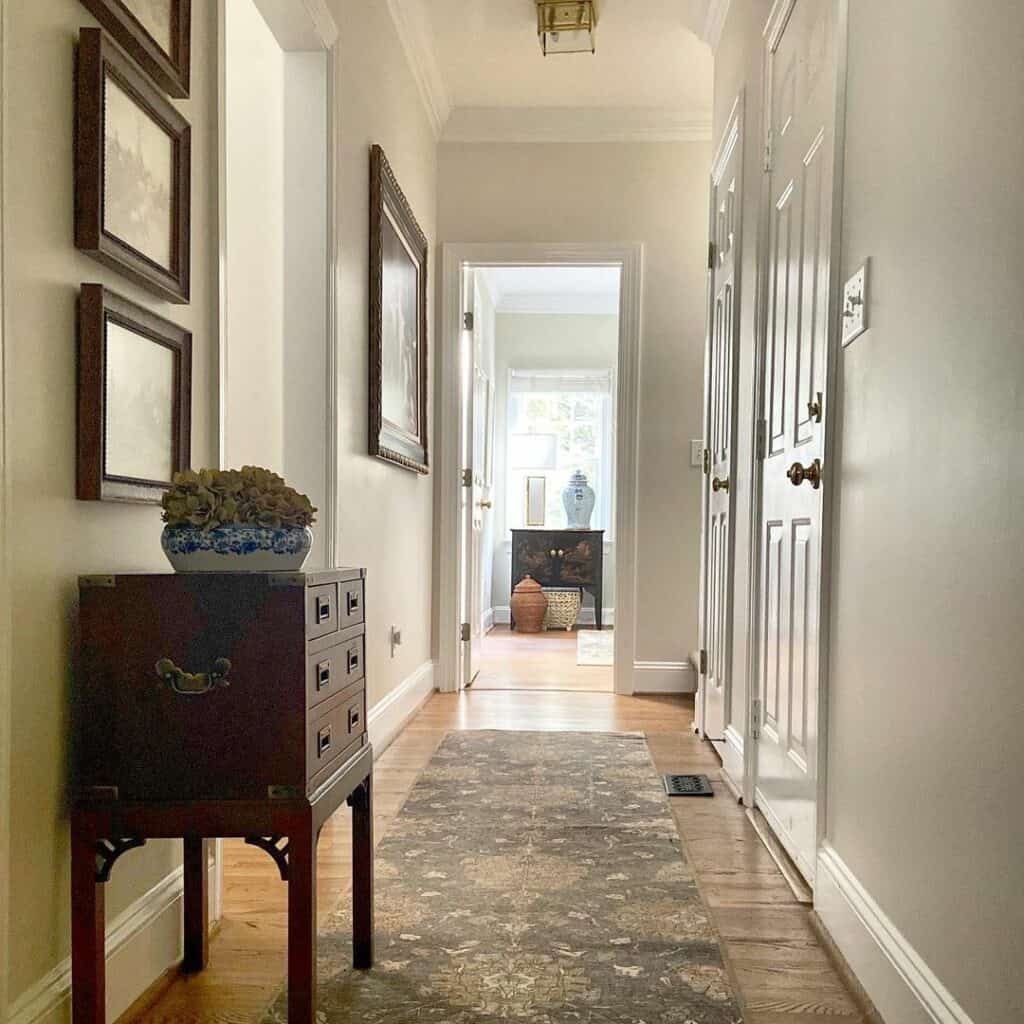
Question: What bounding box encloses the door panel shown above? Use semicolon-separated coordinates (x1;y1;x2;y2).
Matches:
698;99;743;744
754;0;836;884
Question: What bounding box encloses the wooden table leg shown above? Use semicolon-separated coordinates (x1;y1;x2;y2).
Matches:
350;774;374;969
182;837;209;973
71;812;105;1024
287;813;316;1024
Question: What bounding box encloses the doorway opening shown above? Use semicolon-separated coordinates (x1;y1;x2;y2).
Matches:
438;243;643;698
463;266;620;693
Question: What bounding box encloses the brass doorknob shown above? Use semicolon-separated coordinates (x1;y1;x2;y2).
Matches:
787;459;822;489
478;499;493;509
712;476;730;493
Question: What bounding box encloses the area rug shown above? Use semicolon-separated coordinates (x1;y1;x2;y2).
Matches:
265;731;743;1024
576;629;615;666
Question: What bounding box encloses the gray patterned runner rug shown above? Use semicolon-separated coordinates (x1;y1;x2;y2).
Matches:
265;730;744;1023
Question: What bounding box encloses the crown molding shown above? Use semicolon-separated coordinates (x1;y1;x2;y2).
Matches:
442;106;712;144
702;0;732;51
384;0;451;138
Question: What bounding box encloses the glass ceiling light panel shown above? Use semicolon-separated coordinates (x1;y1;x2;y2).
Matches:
536;1;597;55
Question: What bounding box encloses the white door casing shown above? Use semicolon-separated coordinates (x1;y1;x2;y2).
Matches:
753;0;838;884
697;94;744;746
458;268;481;688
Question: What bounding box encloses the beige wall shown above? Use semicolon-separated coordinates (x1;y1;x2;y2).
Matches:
439;142;711;662
490;313;619;612
330;0;437;709
826;2;1024;1020
2;0;219;1006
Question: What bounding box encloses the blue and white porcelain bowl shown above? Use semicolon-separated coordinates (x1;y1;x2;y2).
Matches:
161;524;313;573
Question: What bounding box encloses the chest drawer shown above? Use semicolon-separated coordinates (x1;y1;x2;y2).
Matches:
307;634;364;710
308;683;366;783
306;583;339;640
340;579;365;629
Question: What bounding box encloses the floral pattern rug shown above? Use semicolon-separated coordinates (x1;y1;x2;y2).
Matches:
265;731;744;1023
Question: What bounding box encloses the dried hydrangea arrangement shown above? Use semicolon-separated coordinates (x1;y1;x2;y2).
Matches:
162;467;317;531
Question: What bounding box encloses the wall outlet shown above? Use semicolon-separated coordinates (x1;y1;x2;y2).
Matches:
690;440;704;468
389;626;402;657
842;258;870;346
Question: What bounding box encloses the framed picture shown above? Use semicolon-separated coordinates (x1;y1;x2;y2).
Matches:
78;0;191;97
369;145;429;474
76;27;191;303
525;477;547;527
78;284;192;504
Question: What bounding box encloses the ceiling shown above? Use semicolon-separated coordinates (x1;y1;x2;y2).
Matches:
386;0;726;142
479;266;621;315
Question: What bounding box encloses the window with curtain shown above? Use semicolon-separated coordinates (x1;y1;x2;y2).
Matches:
506;369;615;532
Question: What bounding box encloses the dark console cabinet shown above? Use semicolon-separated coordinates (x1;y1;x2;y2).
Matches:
510;529;605;629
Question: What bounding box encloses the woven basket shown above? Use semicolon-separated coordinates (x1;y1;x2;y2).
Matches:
542;588;582;631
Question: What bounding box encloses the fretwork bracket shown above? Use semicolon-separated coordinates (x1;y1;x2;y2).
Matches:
94;837;147;883
245;835;291;880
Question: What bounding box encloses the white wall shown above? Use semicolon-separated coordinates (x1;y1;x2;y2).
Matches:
1;0;219;1016
824;3;1024;1021
331;0;437;710
224;0;285;472
490;313;619;613
439;142;711;663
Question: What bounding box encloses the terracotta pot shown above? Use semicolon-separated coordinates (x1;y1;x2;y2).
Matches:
511;575;548;633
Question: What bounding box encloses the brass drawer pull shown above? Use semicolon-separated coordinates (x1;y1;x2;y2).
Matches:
346;590;360;615
315;594;332;623
348;707;361;732
347;648;360;674
317;725;332;757
155;657;231;696
316;660;331;691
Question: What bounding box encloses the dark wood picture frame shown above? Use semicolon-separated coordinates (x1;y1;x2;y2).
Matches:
78;0;191;98
369;145;429;474
78;284;192;504
76;27;191;304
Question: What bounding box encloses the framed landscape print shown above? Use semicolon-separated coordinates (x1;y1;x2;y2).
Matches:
78;284;192;504
76;28;191;303
79;0;191;97
369;145;429;474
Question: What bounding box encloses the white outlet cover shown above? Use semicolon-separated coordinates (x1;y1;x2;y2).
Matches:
690;440;704;468
842;258;870;347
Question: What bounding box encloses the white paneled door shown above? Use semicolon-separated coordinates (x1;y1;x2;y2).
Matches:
755;0;838;883
698;98;743;747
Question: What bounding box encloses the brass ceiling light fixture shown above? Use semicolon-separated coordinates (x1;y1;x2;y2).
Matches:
536;1;598;56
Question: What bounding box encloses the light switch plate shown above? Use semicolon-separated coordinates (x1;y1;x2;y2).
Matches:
690;440;704;468
842;258;870;347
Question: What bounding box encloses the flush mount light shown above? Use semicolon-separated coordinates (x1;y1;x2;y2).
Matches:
536;1;598;56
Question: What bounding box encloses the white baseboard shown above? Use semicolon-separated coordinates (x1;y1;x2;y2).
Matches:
632;660;697;694
367;659;435;757
6;859;217;1024
721;724;745;792
816;843;974;1024
493;606;616;627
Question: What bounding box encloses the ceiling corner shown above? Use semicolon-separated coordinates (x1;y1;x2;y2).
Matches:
384;0;452;139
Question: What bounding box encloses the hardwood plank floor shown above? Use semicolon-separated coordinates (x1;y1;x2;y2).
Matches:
470;625;615;692
129;688;867;1024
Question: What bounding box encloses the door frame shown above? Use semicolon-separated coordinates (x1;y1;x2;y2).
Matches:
438;242;644;696
697;90;745;745
742;0;850;855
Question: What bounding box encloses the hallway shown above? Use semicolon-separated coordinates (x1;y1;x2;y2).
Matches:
130;691;867;1024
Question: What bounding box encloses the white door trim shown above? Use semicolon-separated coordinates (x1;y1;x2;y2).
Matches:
0;1;11;1007
439;242;644;696
742;0;850;861
216;0;340;568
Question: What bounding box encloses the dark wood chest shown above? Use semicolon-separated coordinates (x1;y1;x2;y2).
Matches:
75;569;367;802
510;529;605;629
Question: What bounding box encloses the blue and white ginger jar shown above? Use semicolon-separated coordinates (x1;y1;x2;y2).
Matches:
562;470;596;529
161;523;313;573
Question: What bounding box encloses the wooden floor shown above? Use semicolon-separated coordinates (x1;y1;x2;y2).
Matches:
470;625;615;692
131;689;868;1024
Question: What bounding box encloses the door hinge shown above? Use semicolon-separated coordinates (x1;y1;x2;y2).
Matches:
707;241;715;270
756;419;767;461
460;622;471;642
462;467;473;487
463;311;474;331
764;131;773;173
751;698;762;740
699;649;708;676
702;448;711;475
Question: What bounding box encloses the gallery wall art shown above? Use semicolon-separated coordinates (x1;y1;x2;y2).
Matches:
369;145;429;474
